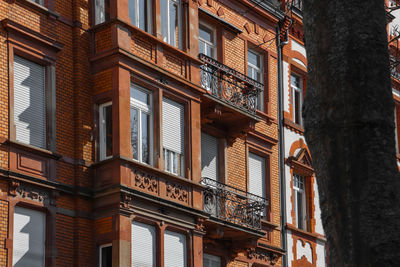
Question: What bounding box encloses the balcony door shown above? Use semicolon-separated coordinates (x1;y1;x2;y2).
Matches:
201;132;219;216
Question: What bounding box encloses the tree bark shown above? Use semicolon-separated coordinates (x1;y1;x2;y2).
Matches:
302;0;400;266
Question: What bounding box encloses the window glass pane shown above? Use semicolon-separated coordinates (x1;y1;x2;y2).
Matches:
101;246;112;267
129;0;137;26
141;113;150;164
206;46;213;58
164;148;170;172
161;0;168;42
295;90;301;124
297;191;304;229
169;1;177;47
199;26;213;43
139;0;147;31
248;50;259;67
131;108;139;160
105;105;113;157
199;41;205;54
132;87;149;105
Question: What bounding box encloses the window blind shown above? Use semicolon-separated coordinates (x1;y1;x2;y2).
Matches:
201;133;219;180
164;230;186;267
248;152;266;198
131;221;156;267
14;55;46;149
13;206;45;267
162;98;184;154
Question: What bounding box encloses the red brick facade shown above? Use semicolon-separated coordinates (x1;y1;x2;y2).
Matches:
0;0;287;266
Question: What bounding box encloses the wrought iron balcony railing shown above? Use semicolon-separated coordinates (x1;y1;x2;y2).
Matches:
202;177;268;230
199;53;263;115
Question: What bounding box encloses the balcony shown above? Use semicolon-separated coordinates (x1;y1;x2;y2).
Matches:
202;177;268;236
199;53;263;115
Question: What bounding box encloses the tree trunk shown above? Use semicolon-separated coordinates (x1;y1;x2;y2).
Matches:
302;0;400;266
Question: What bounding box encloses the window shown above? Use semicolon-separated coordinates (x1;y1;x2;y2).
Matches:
12;206;46;267
131;221;156;267
161;0;182;48
129;0;152;33
248;152;266;201
201;133;219;181
203;254;221;267
162;98;184;176
99;244;112;267
31;0;44;5
99;102;113;160
247;49;264;111
164;230;186;267
131;85;153;165
291;73;303;125
95;0;110;25
13;55;48;149
199;24;216;58
293;173;308;231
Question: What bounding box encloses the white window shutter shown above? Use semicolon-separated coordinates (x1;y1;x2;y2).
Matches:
164;230;186;267
162;98;184;154
13;206;46;267
248;152;266;198
131;221;156;267
201;133;219;181
13;56;46;149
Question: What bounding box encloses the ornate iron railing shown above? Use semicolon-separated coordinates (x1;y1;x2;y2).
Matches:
202;177;268;230
199;53;263;114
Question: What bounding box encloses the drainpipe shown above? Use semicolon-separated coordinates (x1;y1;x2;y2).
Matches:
277;22;289;267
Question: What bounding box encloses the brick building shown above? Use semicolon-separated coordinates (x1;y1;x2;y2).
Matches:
0;0;291;266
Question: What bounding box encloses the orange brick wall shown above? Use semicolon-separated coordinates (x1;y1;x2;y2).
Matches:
0;199;8;267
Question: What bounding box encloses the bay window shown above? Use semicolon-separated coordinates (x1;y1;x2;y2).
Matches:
131;85;153;165
162;98;184;176
129;0;152;33
161;0;182;48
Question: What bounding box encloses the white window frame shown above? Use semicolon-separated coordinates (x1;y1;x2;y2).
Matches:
99;243;112;267
293;173;307;231
291;73;303;126
131;85;154;165
199;23;216;58
164;148;184;176
161;0;182;48
247;48;264;111
129;0;153;33
99;102;112;161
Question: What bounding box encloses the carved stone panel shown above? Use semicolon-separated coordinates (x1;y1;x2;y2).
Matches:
166;181;189;204
133;169;159;195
